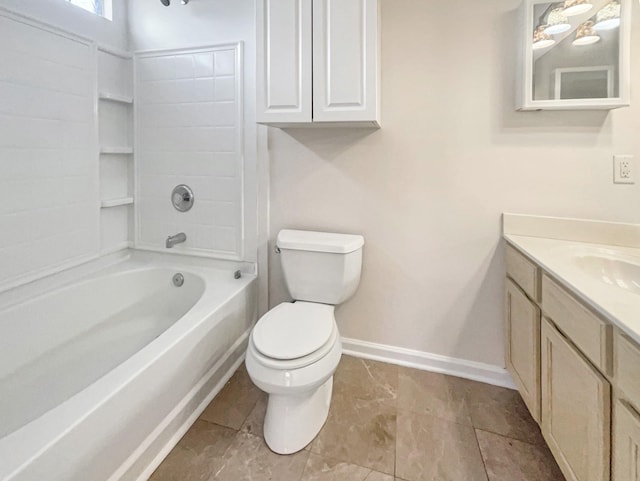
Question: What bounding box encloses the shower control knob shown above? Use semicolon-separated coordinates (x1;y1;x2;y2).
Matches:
171;185;194;212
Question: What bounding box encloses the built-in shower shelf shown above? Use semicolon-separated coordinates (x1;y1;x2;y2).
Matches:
100;146;134;155
99;91;134;104
101;197;134;208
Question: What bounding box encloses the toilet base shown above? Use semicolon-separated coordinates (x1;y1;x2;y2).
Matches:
263;376;333;454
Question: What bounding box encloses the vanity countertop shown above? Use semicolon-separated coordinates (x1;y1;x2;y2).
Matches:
503;214;640;345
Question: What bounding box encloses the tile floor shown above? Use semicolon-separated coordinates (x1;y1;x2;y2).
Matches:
149;356;564;481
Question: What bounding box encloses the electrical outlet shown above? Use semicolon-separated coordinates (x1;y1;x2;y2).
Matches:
614;155;635;184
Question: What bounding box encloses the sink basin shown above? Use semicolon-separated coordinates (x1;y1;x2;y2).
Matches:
573;250;640;295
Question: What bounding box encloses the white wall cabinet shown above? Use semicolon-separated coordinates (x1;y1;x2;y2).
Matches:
256;0;312;124
257;0;380;127
312;0;379;124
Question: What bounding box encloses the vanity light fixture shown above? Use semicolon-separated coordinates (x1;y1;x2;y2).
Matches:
563;0;594;16
594;1;621;30
544;8;572;34
533;25;556;49
573;21;601;45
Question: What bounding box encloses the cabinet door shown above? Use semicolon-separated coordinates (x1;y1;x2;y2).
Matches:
312;0;379;124
505;279;541;422
541;318;611;481
613;400;640;481
256;0;312;123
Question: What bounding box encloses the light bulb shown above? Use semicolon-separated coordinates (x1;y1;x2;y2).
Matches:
594;1;621;30
573;20;601;45
544;8;572;35
563;0;594;16
533;26;556;49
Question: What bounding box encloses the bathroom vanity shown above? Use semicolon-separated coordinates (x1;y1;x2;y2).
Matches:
503;214;640;481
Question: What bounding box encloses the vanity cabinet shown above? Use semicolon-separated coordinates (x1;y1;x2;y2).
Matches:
541;318;611;481
613;400;640;481
505;279;541;422
613;332;640;481
256;0;380;127
505;241;640;481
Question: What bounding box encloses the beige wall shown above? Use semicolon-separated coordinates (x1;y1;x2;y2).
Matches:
268;0;640;367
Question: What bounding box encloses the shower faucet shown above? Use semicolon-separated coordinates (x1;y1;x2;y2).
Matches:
166;233;187;248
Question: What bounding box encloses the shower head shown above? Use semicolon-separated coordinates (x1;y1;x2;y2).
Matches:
160;0;170;5
182;0;189;3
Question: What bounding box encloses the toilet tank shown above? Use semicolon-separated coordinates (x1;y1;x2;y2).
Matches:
277;230;364;305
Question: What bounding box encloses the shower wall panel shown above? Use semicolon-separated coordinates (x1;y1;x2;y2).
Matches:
0;12;99;290
135;44;244;260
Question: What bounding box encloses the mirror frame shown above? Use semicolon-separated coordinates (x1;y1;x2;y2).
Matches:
516;0;631;111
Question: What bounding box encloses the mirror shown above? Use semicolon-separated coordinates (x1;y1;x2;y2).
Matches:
517;0;631;110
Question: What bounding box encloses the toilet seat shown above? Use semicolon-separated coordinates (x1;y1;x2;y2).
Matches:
250;302;337;370
250;327;338;370
246;325;342;392
252;302;335;359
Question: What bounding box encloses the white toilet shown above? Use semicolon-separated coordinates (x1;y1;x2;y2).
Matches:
245;229;364;454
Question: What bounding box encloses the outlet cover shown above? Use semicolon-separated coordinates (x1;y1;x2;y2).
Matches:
614;155;635;184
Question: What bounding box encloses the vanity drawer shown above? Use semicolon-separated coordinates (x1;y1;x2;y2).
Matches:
615;330;640;411
542;274;612;375
506;245;540;301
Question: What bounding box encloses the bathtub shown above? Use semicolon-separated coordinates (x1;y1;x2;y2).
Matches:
0;250;257;481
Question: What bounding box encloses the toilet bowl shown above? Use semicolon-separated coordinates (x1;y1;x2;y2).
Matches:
245;302;342;454
245;229;364;454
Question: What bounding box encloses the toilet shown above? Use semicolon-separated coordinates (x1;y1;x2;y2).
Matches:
245;229;364;454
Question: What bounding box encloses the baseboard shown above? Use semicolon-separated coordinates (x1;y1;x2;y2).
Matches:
341;337;516;389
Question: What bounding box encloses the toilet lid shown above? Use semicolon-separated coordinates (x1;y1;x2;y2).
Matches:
252;302;335;360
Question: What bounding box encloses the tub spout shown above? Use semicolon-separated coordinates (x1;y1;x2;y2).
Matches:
166;233;187;248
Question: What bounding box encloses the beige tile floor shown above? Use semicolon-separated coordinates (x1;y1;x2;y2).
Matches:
150;356;564;481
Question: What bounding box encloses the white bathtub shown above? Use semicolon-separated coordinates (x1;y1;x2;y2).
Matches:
0;250;257;481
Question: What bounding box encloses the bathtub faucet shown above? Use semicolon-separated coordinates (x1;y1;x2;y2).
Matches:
166;232;187;248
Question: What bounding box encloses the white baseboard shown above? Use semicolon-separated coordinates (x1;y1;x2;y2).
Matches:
341;337;516;390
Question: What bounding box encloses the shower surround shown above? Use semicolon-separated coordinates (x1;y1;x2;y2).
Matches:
0;4;261;481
